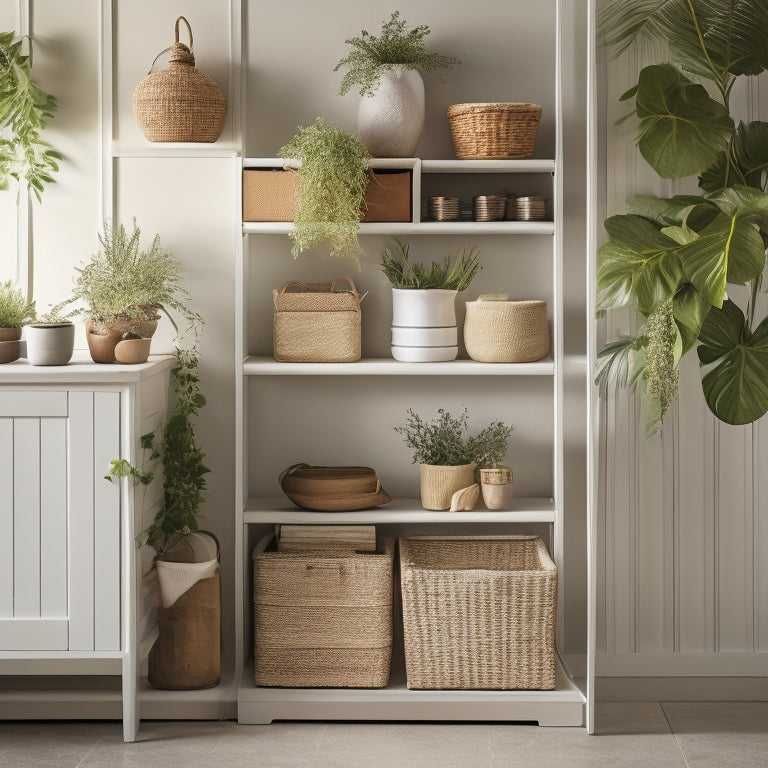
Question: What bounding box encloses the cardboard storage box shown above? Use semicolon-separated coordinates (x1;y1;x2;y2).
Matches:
243;168;412;223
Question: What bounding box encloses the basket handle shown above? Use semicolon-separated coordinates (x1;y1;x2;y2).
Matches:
147;16;195;74
278;278;368;304
174;16;194;50
330;276;369;304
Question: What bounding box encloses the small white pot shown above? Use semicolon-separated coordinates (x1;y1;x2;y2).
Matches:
391;326;458;347
24;324;75;366
391;288;458;328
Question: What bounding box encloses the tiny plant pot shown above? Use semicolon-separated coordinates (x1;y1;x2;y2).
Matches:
419;462;476;511
114;336;152;365
25;323;75;366
0;328;22;364
85;319;123;363
478;466;514;510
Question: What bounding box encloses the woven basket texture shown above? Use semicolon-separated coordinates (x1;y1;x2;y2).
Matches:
399;535;557;690
133;17;226;143
464;300;550;363
272;278;365;362
420;463;476;510
446;102;542;160
252;534;394;688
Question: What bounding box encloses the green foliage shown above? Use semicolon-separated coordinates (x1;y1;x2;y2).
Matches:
380;238;481;290
395;407;513;467
596;1;768;427
278;118;371;261
106;349;209;556
0;31;61;200
67;218;201;338
334;11;460;97
0;279;35;327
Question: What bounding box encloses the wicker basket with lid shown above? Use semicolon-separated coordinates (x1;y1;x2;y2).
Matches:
133;16;226;143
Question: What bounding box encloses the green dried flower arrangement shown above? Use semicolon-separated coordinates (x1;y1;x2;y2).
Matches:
334;11;460;97
381;238;481;290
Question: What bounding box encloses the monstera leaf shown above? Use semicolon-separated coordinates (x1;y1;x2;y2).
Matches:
597;214;682;313
626;194;718;228
700;121;768;193
633;64;734;178
673;282;710;354
698;300;768;424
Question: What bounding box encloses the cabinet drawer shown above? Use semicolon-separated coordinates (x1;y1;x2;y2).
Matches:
0;391;67;417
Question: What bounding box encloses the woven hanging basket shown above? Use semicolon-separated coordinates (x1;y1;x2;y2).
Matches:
133;16;226;143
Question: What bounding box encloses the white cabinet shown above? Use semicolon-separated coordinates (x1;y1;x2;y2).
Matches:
0;354;174;742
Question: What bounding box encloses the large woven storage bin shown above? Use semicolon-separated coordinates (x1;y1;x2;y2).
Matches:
446;103;542;160
399;535;557;690
253;533;394;687
464;300;550;363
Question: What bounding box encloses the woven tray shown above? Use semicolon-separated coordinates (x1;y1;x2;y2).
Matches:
399;535;557;690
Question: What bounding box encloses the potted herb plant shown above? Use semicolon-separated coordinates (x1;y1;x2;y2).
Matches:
335;11;460;157
596;1;768;431
278;117;371;262
0;280;35;363
24;304;75;366
473;423;515;511
107;348;219;690
65;218;201;363
381;237;480;361
395;407;513;510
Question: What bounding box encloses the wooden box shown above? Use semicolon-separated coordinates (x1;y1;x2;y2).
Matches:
243;168;412;223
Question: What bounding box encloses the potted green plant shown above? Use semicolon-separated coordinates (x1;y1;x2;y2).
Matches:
381;237;480;361
473;423;515;511
0;31;60;199
0;280;35;363
596;1;768;431
334;11;460;157
395;407;512;510
278;117;371;261
107;348;219;690
65;218;201;363
24;304;75;366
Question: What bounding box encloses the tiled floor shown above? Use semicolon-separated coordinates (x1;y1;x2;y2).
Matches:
1;703;767;767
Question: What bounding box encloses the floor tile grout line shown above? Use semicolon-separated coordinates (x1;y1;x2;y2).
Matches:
73;733;108;768
311;723;328;768
660;702;692;768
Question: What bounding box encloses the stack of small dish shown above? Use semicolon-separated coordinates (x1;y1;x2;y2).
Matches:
279;464;391;511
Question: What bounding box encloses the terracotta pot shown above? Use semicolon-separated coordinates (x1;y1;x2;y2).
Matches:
85;319;123;363
114;337;152;364
419;463;476;511
479;466;514;510
0;327;22;364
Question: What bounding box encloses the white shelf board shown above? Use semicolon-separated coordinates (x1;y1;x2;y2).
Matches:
243;356;555;376
243;496;555;524
113;143;240;158
238;657;583;726
421;159;556;173
243;157;418;170
242;221;554;235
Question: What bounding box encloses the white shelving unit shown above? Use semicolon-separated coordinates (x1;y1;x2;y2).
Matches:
234;0;585;727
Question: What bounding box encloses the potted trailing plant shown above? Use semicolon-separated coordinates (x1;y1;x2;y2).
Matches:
24;304;75;366
278;117;371;262
381;237;480;361
0;280;35;363
395;406;512;510
335;11;460;156
596;1;768;431
107;348;219;690
65;218;201;363
0;31;60;199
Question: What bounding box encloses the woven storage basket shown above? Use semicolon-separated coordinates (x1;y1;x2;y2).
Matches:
446;103;542;160
272;277;367;362
252;533;394;688
133;16;226;143
399;535;557;690
419;463;476;511
464;300;550;363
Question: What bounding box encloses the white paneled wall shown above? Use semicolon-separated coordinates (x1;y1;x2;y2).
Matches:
598;37;768;675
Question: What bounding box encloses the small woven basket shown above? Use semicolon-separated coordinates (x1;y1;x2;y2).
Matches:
464;300;550;363
446;103;542;159
133;16;226;142
399;535;557;690
420;463;476;511
253;533;394;688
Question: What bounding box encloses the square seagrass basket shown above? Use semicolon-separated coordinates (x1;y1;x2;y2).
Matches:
252;533;394;688
399;535;557;690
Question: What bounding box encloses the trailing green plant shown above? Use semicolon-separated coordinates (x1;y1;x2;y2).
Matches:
0;31;61;200
106;348;209;556
334;11;460;97
66;218;201;339
278;117;371;261
380;238;481;290
596;1;768;430
395;407;512;467
0;279;35;327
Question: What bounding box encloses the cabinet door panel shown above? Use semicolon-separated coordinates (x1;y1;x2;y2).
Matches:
0;419;12;617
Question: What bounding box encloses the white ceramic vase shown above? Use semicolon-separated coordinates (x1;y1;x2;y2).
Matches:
358;66;424;157
390;288;458;362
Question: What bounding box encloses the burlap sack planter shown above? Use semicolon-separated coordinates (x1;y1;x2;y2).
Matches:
419;463;476;511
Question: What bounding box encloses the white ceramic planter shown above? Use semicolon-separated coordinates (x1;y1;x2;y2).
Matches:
24;324;75;366
391;345;458;362
390;326;458;347
358;66;425;157
391;288;459;362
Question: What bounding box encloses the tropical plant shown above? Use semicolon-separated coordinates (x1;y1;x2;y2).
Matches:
0;31;60;200
381;238;481;290
0;279;35;327
334;11;460;97
106;348;209;556
278;117;371;261
66;218;201;338
395;407;512;466
596;0;768;430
